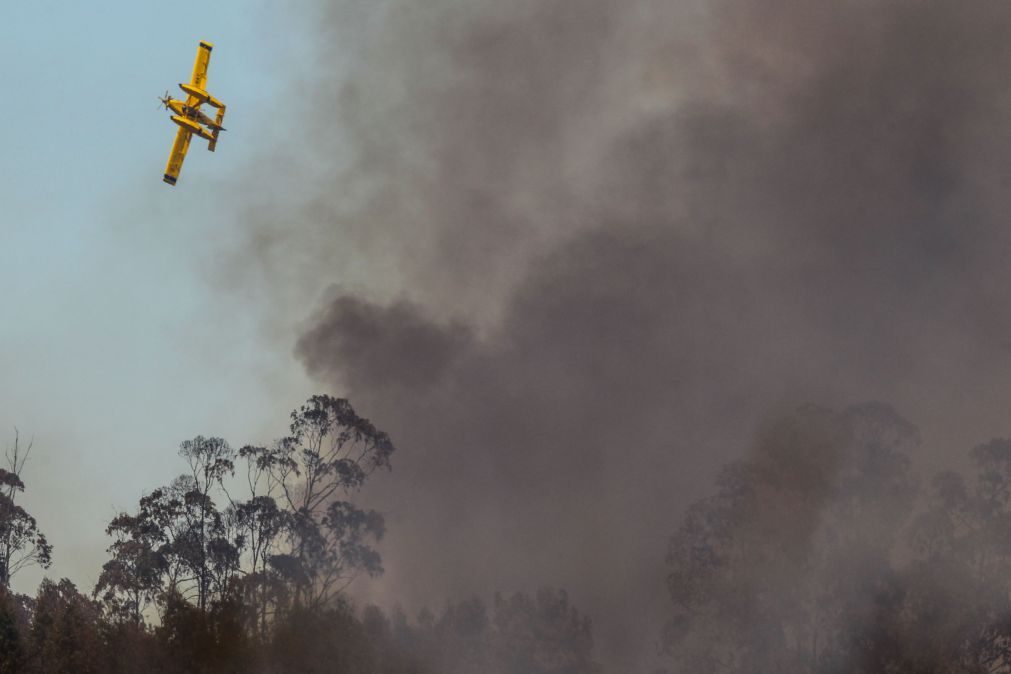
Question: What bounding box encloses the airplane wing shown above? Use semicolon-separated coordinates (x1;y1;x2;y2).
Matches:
163;127;192;185
189;41;214;91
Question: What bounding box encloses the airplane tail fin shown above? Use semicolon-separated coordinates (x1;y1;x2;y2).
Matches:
208;105;226;152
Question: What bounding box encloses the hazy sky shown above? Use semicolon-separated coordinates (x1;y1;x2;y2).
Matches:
0;2;318;593
12;3;1011;672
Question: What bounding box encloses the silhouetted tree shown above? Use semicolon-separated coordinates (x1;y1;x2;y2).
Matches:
97;438;241;625
91;394;396;673
0;398;600;674
0;433;51;588
229;493;286;640
239;395;393;612
178;436;238;612
95;495;171;626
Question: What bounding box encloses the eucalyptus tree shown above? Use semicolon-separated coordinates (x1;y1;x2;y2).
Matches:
96;395;395;639
0;433;51;589
97;437;240;622
239;395;394;611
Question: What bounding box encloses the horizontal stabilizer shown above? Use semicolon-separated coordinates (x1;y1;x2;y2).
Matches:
208;105;226;152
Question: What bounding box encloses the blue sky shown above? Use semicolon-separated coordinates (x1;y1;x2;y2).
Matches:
0;2;323;592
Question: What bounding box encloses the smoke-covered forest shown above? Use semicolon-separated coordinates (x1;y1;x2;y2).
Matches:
238;1;1011;668
0;396;605;674
5;397;1011;672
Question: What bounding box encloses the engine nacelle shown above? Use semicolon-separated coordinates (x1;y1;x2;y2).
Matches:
171;115;215;142
178;82;224;108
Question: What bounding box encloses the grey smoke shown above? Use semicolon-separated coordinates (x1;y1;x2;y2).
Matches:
238;1;1011;670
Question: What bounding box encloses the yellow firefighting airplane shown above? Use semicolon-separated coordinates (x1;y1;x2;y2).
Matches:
159;41;226;186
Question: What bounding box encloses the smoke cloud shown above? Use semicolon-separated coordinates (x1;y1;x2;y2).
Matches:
237;1;1011;669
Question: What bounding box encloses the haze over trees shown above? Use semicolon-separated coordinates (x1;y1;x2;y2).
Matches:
664;403;1011;674
20;395;1011;672
0;398;605;673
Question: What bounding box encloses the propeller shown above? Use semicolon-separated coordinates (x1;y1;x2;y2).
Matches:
157;90;172;111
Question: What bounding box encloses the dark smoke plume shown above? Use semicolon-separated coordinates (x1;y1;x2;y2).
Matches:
238;1;1011;669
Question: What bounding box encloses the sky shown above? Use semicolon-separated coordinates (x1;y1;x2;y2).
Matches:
0;2;317;593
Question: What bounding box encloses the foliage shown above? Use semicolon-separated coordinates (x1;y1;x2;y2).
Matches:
0;433;51;588
0;590;25;674
0;397;607;672
239;394;393;611
28;579;102;674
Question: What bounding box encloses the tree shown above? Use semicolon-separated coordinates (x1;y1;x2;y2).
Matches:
664;403;919;674
239;395;394;610
153;589;255;674
492;589;600;674
229;494;286;640
28;579;102;674
0;433;51;589
0;589;25;674
268;599;376;674
177;436;237;612
95;495;171;626
96;438;241;624
399;591;600;674
96;393;396;656
899;439;1011;672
